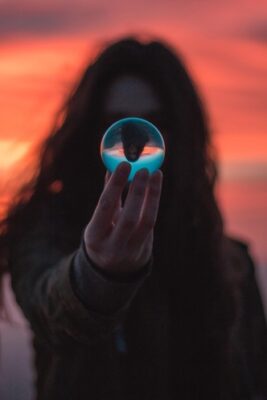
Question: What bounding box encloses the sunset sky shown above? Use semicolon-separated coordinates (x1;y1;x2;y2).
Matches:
0;0;267;268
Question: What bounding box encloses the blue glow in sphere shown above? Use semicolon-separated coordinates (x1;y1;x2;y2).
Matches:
100;117;165;181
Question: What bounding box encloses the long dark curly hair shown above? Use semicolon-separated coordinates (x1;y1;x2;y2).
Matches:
0;36;239;397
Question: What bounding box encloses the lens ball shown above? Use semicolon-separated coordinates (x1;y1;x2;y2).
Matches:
100;117;165;181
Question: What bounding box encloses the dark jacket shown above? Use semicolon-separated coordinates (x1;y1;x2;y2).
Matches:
9;220;267;400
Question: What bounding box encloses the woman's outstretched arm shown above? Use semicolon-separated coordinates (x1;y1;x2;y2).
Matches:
9;163;162;352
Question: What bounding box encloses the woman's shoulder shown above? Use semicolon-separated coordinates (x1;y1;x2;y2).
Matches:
223;235;251;254
223;237;267;396
222;234;267;321
221;234;256;279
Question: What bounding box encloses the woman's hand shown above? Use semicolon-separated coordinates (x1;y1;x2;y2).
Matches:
83;162;163;274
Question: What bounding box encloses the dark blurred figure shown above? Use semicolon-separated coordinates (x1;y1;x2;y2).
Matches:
0;37;266;400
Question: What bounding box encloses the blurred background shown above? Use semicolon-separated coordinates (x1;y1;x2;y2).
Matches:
0;0;266;398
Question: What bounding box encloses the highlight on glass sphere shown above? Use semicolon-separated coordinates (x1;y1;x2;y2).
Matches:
100;117;165;181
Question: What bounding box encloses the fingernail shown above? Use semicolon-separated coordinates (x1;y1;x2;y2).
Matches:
137;168;149;178
119;161;131;171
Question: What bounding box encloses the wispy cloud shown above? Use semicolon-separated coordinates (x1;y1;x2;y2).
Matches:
1;0;267;50
0;2;109;37
240;19;267;43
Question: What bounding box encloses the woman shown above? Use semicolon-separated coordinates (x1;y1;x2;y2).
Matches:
0;37;266;399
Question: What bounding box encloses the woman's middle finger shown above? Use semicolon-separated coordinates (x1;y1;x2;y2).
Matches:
88;162;131;241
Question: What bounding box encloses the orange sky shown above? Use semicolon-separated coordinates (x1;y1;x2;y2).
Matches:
0;0;267;263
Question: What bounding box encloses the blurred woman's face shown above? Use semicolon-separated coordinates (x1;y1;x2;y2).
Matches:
103;75;163;128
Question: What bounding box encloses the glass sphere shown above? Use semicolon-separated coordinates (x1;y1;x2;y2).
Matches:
100;117;165;181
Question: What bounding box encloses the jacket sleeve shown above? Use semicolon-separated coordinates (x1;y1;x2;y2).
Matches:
9;222;152;351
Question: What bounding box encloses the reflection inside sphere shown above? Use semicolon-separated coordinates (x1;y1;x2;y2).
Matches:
100;117;165;181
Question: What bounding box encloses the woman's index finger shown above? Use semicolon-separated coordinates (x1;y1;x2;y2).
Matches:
89;162;131;239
